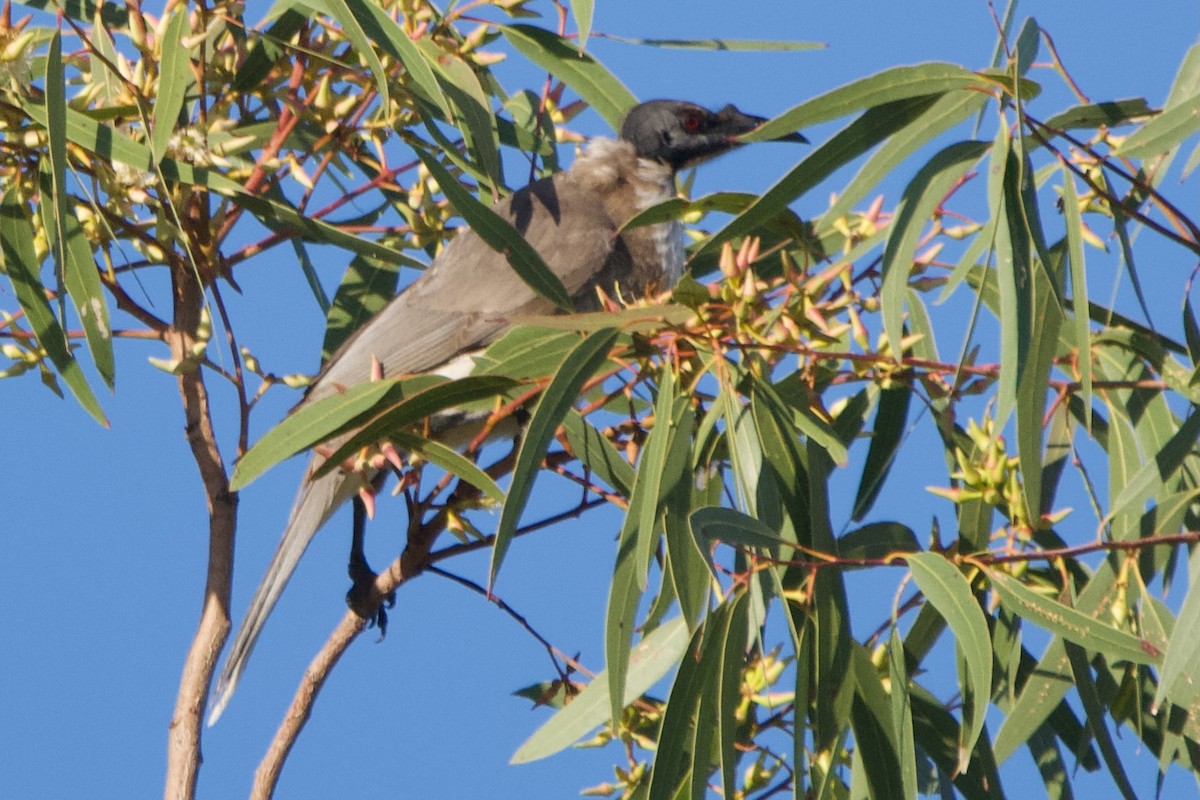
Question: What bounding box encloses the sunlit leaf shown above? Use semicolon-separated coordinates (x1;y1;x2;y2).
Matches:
151;9;193;162
500;25;637;131
1117;94;1200;158
0;192;106;425
415;148;572;310
987;568;1162;666
907;552;992;772
511;616;689;763
491;328;619;586
881;140;990;358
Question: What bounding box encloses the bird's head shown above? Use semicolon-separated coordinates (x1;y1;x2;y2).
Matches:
619;100;806;172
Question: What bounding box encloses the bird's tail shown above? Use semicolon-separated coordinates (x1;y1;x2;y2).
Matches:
208;459;358;725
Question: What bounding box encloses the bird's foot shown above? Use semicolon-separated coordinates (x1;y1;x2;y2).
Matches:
346;556;397;637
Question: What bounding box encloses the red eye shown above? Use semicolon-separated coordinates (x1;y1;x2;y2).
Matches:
683;111;704;132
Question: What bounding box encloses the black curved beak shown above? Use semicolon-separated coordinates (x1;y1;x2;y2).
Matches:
733;110;809;145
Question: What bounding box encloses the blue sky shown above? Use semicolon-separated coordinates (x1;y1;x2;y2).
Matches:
3;2;1200;798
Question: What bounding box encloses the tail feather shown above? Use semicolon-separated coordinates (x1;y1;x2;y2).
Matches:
208;460;358;724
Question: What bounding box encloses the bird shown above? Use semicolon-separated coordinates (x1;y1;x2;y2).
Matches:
209;99;806;723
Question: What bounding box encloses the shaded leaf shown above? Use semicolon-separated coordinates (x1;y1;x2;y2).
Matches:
689;506;788;579
314;375;518;476
321;255;400;362
1063;642;1138;800
852;387;911;520
850;643;907;800
838;522;919;561
1044;98;1154;131
415;148;572;310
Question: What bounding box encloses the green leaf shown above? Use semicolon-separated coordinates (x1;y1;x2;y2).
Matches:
1107;410;1200;526
646;618;707;800
23;102;245;196
389;432;504;504
600;34;825;51
986;568;1162;666
888;628;918;800
994;143;1032;426
1152;547;1200;713
906;552;992;773
321;255;400;362
714;593;750;799
604;373;691;728
1061;167;1091;431
1015;235;1065;527
560;410;634;497
822;91;989;227
350;1;450;117
233;9;307;95
500;25;638;131
689;506;788;578
569;0;593;52
604;516;645;731
42;36;114;388
511;616;689;763
0;192;106;425
429;52;503;191
849;643;907;800
475;326;583;378
625;377;690;584
491;328;620;587
838;522;919;561
703;95;943;259
231;377;431;490
619;191;759;232
881;140;990;360
744;62;1002;142
231;191;425;268
151;9;192;162
1117;94;1200;158
39;172;114;390
1063;642;1138;800
304;0;390;111
852;387;911;520
313;374;518;477
1043;98;1154;131
414;148;572;310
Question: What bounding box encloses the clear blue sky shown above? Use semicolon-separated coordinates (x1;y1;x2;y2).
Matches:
3;2;1199;798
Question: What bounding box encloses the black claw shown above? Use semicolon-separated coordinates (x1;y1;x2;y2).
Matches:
346;491;396;637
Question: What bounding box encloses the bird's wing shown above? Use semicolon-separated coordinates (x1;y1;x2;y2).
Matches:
209;171;623;723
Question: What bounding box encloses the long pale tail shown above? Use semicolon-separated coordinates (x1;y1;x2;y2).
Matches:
208;459;358;724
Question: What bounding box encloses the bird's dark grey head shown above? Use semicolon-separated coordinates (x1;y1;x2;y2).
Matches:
619;100;805;172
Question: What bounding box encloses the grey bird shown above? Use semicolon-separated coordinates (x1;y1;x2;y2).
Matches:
209;100;805;723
